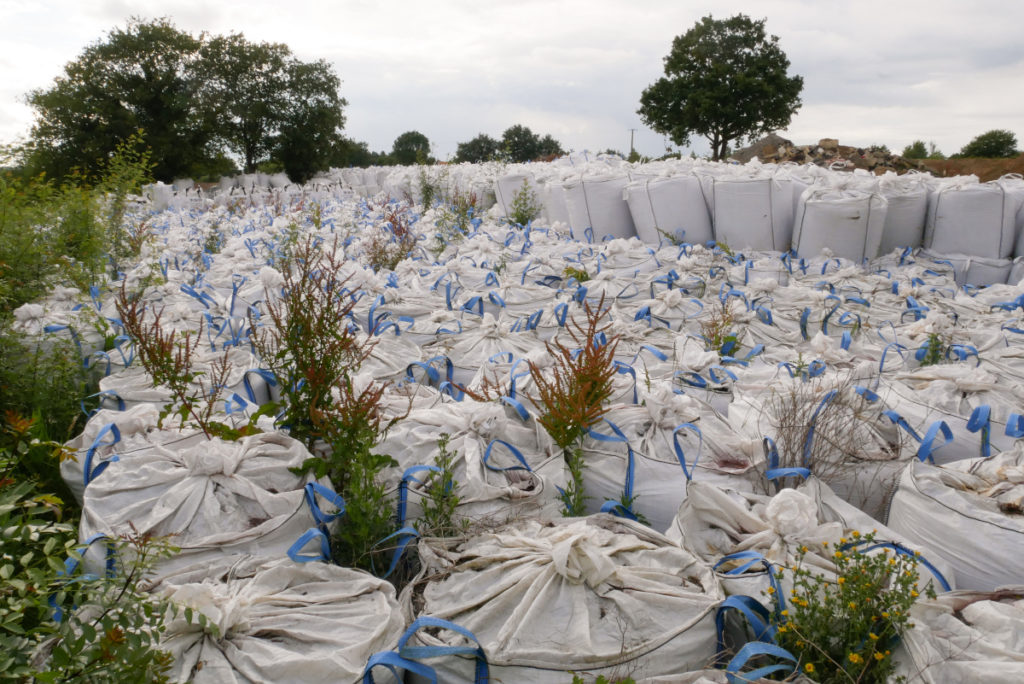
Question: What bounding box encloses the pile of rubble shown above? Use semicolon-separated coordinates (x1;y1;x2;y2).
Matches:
732;134;929;174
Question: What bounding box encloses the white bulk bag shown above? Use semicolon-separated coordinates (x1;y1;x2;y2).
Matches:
563;175;638;241
160;557;404;684
623;175;713;246
878;366;1021;465
61;404;162;504
494;173;536;220
580;384;761;532
80;432;340;578
792;188;888;262
878;174;929;253
917;249;1012;287
707;177;795;252
924;181;1021;258
886;449;1024;591
423;312;541;386
892;590;1024;683
538;180;572;227
376;400;566;527
400;515;722;683
667;478;955;601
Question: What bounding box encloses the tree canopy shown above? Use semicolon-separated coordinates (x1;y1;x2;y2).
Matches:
23;18;346;182
638;14;803;161
391;130;432;165
454;134;501;163
958;129;1019;158
25;18;210;181
501;125;565;163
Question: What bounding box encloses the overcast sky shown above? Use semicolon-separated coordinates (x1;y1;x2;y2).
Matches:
2;0;1022;161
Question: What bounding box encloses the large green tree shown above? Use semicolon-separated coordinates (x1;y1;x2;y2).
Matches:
391;130;431;165
454;133;501;163
272;59;347;182
198;34;346;176
502;125;541;163
24;19;347;182
638;14;803;161
25;18;212;181
958;129;1019;158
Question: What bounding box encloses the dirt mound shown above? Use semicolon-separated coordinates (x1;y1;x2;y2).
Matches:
919;154;1024;182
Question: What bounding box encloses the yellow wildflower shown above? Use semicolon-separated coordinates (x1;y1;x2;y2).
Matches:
804;663;815;674
848;653;864;665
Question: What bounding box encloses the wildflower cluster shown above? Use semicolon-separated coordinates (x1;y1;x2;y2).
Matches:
769;531;934;683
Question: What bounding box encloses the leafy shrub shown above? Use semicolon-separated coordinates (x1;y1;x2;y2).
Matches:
959;129;1019;158
0;419;177;682
364;202;418;272
508;179;541;226
251;238;404;573
115;284;233;438
770;531;933;683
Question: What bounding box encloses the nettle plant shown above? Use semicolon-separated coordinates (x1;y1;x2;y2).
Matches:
250;237;404;574
769;531;933;684
529;295;618;516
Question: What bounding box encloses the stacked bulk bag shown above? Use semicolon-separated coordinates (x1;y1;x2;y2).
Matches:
791;187;888;262
157;557;405;684
704;175;794;252
537;178;572;227
877;172;930;253
893;589;1024;683
623;175;713;246
398;515;723;683
924;180;1021;258
917;248;1013;286
563;175;638;241
886;447;1024;591
80;432;342;579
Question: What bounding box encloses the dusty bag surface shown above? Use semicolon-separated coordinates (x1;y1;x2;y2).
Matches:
400;515;722;683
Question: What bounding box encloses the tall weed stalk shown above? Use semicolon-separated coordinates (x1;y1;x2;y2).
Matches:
529;296;618;516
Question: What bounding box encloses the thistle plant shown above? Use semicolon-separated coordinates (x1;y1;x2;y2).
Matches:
529;295;618;516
